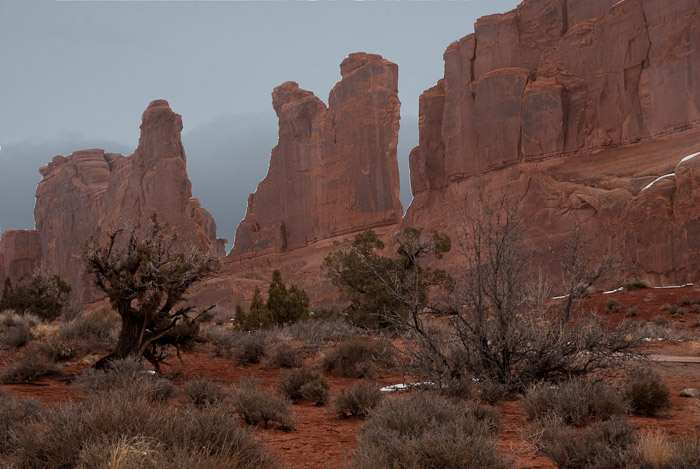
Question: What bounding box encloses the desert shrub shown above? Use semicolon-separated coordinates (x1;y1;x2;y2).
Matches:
333;381;383;418
232;377;295;430
233;331;269;365
622;368;671;417
277;367;329;405
13;393;275;469
72;357;177;403
522;379;628;425
691;304;700;314
531;416;637;469
76;435;164;469
0;270;71;321
282;317;357;345
265;342;302;369
668;437;700;468
352;392;508;469
1;352;60;383
606;299;621;312
625;306;638;318
651;315;670;326
634;429;672;469
321;336;394;378
59;308;120;346
201;307;235;325
183;379;226;408
0;389;41;456
623;277;649;291
204;325;237;358
0;310;39;349
678;295;692;306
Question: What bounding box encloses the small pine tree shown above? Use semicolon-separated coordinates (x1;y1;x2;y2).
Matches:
236;272;310;330
267;270;288;323
245;286;273;330
286;285;309;324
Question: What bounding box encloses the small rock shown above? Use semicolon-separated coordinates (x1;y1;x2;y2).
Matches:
679;388;700;398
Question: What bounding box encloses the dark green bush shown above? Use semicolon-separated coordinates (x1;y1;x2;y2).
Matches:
622;368;671;417
352;392;508;469
0;270;71;322
522;379;628;426
277;367;329;405
321;336;394;379
333;381;383;418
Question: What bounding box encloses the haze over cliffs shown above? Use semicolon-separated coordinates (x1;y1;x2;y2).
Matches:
1;0;700;306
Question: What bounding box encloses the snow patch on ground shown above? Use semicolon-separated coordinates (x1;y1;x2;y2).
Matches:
641;173;675;192
654;283;694;289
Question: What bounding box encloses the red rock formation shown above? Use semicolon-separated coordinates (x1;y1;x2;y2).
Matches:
406;0;700;286
0;230;42;291
230;53;403;259
33;100;225;302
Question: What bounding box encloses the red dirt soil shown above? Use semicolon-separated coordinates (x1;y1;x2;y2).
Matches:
3;286;700;468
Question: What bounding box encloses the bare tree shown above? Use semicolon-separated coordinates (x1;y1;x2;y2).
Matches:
83;215;213;371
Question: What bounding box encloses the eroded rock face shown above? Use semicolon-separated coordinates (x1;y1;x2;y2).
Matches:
0;230;42;291
406;0;700;285
230;53;403;259
33;100;225;302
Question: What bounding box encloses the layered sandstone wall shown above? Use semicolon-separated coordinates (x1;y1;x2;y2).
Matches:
406;0;700;285
0;230;42;290
230;53;403;259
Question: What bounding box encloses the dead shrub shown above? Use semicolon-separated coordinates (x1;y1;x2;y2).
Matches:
277;367;329;405
522;379;628;425
282;317;357;345
203;325;236;358
183;379;226;409
72;357;177;403
0;310;39;349
352;392;508;469
622;368;671;417
265;342;302;369
76;435;164;469
233;331;269;365
0;389;41;456
321;336;394;379
1;352;60;383
530;416;637;469
232;377;295;430
333;380;383;418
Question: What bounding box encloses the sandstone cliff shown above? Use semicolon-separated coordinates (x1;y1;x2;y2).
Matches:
405;0;700;285
230;53;403;259
33;100;225;302
0;230;42;288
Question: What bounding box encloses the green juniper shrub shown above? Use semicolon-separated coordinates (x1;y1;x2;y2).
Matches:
352;392;509;469
332;380;383;418
321;336;394;379
0;270;71;322
622;368;671;417
232;376;295;430
277;367;329;405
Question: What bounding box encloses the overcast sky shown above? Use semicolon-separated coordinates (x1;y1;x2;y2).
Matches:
0;0;520;248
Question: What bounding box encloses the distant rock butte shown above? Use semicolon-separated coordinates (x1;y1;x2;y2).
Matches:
3;0;700;307
31;100;225;302
229;52;403;259
405;0;700;285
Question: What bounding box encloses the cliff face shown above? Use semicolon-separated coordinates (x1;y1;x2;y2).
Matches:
230;53;403;259
406;0;700;285
33;100;225;302
0;230;42;290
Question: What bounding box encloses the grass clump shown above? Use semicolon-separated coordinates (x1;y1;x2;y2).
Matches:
522;379;628;426
321;336;394;379
352;392;508;469
333;381;383;418
622;368;671;417
277;367;329;405
232;377;295;430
